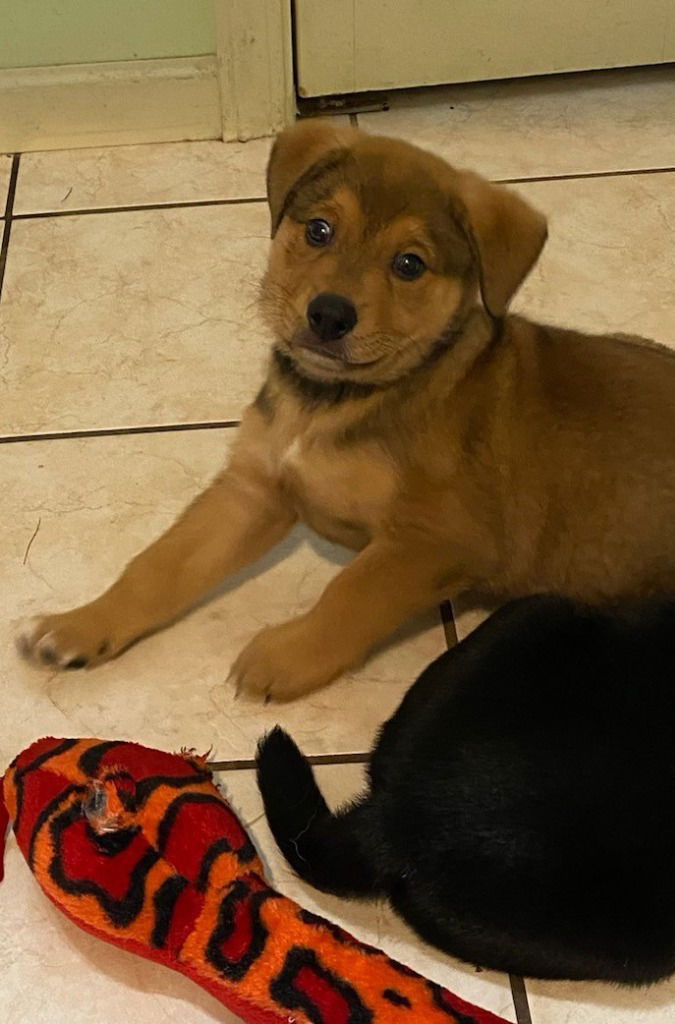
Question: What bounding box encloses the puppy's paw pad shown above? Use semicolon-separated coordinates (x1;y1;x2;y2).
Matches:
15;612;116;671
64;655;90;670
15;617;40;658
15;618;55;662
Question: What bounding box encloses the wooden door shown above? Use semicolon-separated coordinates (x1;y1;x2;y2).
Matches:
294;0;675;97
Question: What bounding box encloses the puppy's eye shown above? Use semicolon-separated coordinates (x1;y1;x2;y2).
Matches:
392;252;427;281
305;218;333;247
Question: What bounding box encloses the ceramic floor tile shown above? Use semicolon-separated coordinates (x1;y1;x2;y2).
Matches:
0;202;271;436
1;428;445;770
524;977;675;1023
359;66;675;181
14;138;271;214
514;171;675;347
0;153;11;213
0;762;515;1024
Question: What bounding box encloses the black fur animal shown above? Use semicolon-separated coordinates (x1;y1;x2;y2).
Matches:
256;594;675;984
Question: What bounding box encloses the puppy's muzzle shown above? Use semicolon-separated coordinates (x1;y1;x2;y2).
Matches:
307;293;358;342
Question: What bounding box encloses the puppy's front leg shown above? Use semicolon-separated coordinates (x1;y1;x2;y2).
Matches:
231;540;460;702
18;413;296;669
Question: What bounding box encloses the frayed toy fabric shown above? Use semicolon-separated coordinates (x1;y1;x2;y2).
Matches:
2;736;508;1024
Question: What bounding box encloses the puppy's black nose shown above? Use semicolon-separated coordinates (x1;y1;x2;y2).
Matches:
307;293;357;342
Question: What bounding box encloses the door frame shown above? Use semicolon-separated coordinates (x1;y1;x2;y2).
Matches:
215;0;296;141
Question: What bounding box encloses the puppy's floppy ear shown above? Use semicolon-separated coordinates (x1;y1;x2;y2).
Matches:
266;119;357;236
454;171;547;318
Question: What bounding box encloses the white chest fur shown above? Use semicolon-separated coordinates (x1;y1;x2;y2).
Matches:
279;434;396;536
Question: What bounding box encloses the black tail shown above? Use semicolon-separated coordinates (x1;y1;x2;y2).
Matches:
255;727;382;898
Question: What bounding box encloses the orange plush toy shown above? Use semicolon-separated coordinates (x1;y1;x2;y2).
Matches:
1;736;508;1024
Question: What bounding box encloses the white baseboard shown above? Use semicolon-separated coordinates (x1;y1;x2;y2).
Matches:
0;55;222;153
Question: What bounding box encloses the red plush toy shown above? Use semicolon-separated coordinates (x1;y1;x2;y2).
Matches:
1;736;508;1024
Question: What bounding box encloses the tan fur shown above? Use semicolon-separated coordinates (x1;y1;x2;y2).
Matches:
18;122;675;701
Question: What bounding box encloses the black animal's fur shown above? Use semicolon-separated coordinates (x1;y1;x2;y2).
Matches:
256;594;675;984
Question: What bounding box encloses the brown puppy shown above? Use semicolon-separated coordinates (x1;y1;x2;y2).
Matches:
18;121;675;701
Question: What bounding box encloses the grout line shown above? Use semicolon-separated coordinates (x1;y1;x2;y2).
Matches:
8;164;672;227
208;751;369;773
2;154;19;219
440;599;458;647
12;194;268;221
509;975;533;1024
495;165;675;186
7;161;671;228
0;153;21;301
0;419;241;446
289;0;300;105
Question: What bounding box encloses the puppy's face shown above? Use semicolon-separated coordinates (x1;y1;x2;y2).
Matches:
261;122;547;387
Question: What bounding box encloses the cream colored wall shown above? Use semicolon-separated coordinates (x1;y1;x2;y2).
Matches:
0;0;216;70
0;0;295;152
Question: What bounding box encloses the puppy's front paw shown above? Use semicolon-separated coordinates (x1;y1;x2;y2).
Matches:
16;607;124;670
229;620;339;703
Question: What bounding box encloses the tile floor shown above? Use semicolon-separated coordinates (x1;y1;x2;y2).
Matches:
1;64;674;1024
